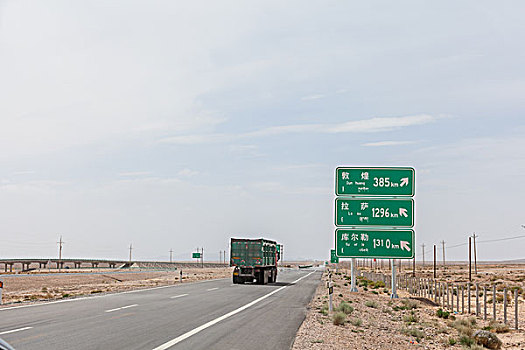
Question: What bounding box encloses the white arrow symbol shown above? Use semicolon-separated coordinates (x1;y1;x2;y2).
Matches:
400;178;409;187
400;241;411;251
399;208;408;217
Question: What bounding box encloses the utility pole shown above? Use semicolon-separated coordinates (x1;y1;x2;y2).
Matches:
57;236;64;273
129;243;133;264
472;233;478;274
201;247;204;268
433;245;436;279
441;240;446;271
421;244;425;268
170;249;173;263
469;236;472;282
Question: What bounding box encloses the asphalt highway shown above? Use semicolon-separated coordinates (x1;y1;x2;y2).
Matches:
0;268;322;350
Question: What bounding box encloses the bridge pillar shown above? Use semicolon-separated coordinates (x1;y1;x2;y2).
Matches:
9;263;13;272
4;263;6;272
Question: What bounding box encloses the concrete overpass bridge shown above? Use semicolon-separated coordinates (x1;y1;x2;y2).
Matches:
0;258;228;272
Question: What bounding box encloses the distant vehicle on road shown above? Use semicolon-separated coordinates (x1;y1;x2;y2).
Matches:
230;238;280;284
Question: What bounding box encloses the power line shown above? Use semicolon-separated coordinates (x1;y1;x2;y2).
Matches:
421;234;525;256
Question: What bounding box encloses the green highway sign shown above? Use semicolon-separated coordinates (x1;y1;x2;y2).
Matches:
335;198;414;227
330;249;339;263
192;252;201;259
336;229;414;259
336;167;414;196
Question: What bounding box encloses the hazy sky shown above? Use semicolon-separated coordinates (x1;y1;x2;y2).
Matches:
1;1;524;262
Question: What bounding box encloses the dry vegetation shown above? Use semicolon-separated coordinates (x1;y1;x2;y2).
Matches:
293;265;525;350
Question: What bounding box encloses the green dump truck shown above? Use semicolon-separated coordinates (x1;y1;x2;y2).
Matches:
230;238;281;284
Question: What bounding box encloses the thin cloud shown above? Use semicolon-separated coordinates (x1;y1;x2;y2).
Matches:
301;94;325;101
177;168;199;177
118;171;152;177
362;140;417;147
243;114;436;137
159;133;230;145
158;114;437;144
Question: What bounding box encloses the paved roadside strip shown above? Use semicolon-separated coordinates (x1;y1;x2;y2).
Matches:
0;277;228;312
152;270;316;350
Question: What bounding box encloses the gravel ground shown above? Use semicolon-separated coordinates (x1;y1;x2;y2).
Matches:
292;269;525;350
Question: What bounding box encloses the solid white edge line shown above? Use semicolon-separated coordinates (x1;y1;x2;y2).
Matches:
152;270;316;350
0;326;33;335
0;278;228;312
170;294;189;299
206;287;219;291
105;304;138;313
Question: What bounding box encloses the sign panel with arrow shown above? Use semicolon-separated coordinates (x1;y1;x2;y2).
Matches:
335;167;415;197
330;249;339;263
335;198;414;227
335;229;414;258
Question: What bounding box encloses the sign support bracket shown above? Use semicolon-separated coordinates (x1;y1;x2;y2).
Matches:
350;258;358;292
391;259;398;298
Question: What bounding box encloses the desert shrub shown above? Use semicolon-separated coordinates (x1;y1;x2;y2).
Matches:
403;311;418;324
458;335;474;346
488;320;509;333
365;300;378;308
401;299;418;310
450;318;475;337
436;308;450;319
401;327;425;341
448;337;456;345
332;312;346;325
376;281;386;288
350;317;362;327
336;301;354;315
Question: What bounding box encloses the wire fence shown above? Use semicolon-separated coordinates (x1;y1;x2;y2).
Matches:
359;270;522;330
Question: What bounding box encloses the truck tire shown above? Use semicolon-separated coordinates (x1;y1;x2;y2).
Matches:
269;269;276;283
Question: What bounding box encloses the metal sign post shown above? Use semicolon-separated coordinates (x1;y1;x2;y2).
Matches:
350;258;358;292
328;280;334;313
391;259;398;298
